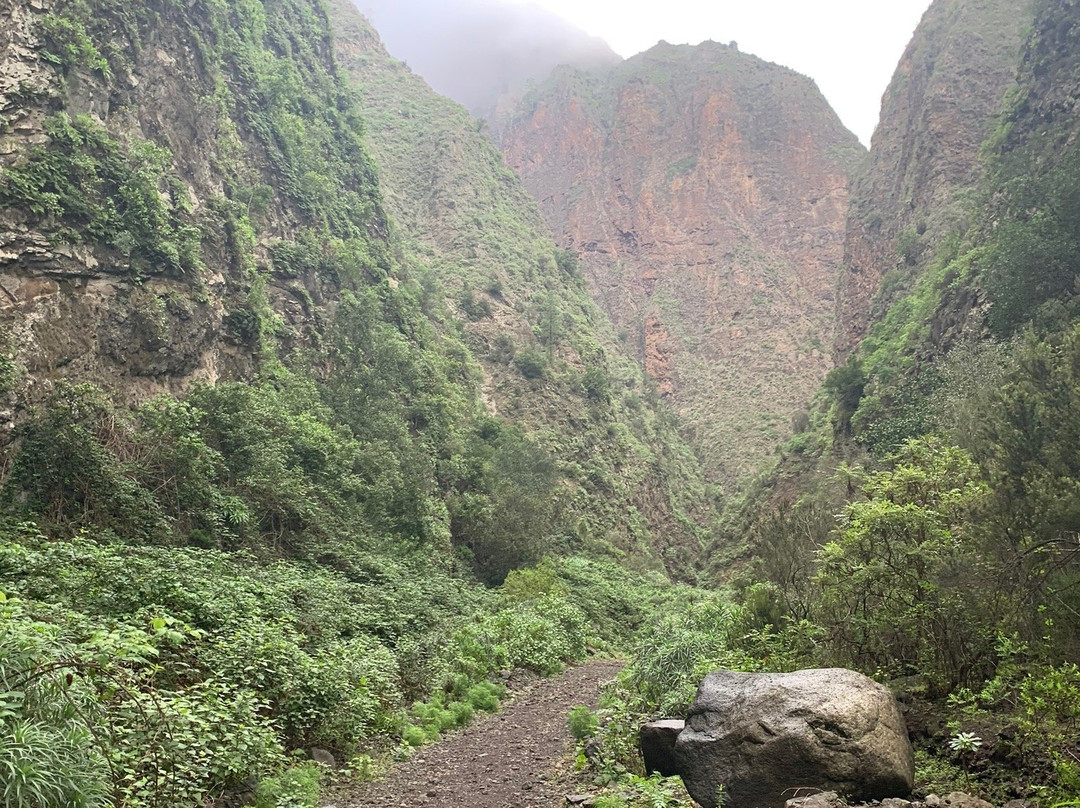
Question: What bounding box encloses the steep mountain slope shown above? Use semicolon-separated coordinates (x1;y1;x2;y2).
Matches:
354;0;620;126
0;0;390;409
0;1;716;803
0;0;716;575
736;0;1080;541
502;43;864;484
327;2;717;572
835;0;1032;359
728;4;1080;798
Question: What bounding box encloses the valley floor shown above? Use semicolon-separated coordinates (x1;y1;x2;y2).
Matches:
334;660;621;808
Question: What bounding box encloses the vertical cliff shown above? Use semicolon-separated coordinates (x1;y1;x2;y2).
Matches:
835;0;1032;359
502;43;864;484
0;0;390;413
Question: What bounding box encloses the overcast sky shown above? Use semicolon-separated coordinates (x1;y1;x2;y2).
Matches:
505;0;933;144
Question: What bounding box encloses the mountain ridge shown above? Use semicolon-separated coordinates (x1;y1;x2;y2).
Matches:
501;39;864;485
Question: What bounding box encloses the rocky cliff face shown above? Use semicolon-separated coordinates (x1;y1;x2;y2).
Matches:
0;0;389;417
835;0;1032;359
0;0;719;574
995;0;1080;166
502;43;864;483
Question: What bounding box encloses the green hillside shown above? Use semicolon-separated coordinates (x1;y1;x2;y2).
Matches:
703;0;1080;800
0;0;714;804
2;0;1079;804
327;2;718;577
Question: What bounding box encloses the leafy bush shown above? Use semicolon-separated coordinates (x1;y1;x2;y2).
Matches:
513;349;546;379
201;621;400;750
401;725;427;747
619;596;769;716
0;591;282;808
466;682;504;713
567;705;599;740
0;114;201;275
815;438;993;689
254;763;319;808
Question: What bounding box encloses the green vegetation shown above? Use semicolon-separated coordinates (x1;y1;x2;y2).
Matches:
0;507;687;807
686;3;1080;802
0;0;715;805
0;114;201;275
3;0;1080;804
330;3;719;574
567;705;599;740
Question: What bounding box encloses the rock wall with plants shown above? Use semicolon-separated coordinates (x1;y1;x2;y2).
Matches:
834;0;1032;360
687;0;1080;802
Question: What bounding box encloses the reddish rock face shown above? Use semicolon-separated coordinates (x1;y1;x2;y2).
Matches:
503;43;863;482
835;0;1031;360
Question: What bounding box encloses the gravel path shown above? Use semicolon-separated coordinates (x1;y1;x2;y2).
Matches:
335;659;622;808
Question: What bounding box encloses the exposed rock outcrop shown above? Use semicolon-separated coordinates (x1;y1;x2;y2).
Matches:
502;43;864;483
675;669;915;808
0;0;384;418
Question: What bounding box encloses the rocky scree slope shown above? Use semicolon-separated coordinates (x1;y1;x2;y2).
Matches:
502;42;864;485
328;1;718;574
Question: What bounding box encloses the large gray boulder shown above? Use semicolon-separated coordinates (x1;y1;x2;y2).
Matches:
675;668;914;808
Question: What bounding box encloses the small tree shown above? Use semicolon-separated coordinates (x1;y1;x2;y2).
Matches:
814;438;995;689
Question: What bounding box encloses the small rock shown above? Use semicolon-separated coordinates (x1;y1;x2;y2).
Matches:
1003;801;1033;808
639;719;684;777
309;748;336;768
566;796;594;806
785;792;848;808
943;793;995;808
583;737;602;762
881;799;914;808
925;796;943;808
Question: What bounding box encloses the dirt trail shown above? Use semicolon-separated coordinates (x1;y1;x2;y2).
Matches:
335;659;622;808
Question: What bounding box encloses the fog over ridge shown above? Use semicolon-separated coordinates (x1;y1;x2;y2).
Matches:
355;0;622;118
